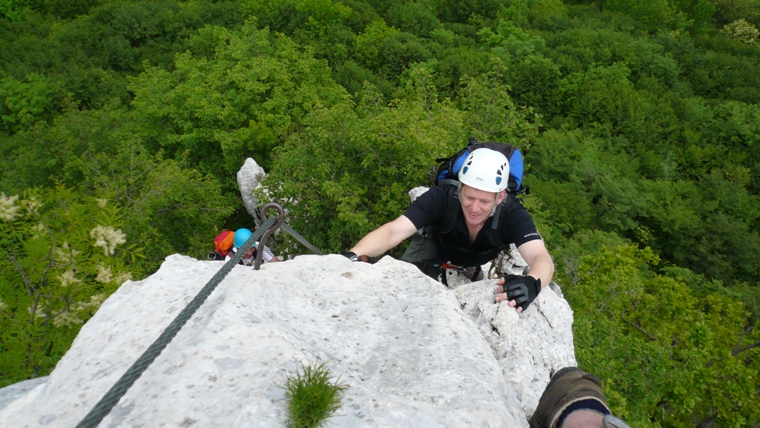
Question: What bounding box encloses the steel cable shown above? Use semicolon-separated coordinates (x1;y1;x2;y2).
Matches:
76;215;278;428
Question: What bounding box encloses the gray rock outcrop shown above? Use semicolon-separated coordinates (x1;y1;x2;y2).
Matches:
237;157;266;222
1;159;575;426
0;254;574;427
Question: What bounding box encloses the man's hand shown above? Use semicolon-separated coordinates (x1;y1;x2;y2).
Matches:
494;274;541;313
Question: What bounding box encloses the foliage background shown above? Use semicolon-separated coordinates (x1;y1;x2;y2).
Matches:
1;0;758;425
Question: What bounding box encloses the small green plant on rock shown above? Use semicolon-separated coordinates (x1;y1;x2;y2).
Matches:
283;362;348;428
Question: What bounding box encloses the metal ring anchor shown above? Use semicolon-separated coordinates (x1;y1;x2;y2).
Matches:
254;202;285;270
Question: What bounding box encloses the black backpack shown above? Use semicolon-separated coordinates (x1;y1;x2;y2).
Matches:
429;137;527;195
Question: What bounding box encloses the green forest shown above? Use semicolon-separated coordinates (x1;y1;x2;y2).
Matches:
1;0;758;425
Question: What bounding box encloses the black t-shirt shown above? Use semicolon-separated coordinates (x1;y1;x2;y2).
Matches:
403;186;542;266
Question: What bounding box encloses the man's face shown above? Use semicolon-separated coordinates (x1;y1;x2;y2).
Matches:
243;247;256;258
459;185;503;228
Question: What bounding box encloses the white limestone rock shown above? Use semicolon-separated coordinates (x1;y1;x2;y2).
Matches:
237;157;266;221
0;254;575;427
450;278;576;416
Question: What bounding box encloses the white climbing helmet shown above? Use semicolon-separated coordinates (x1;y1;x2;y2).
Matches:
458;148;510;193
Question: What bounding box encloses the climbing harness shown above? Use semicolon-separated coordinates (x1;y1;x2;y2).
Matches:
75;204;285;428
440;262;483;286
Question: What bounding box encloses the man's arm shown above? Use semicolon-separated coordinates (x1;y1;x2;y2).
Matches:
349;215;418;258
516;239;554;288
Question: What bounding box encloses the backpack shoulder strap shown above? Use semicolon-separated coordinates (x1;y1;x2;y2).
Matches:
484;193;516;249
435;185;460;234
491;193;514;231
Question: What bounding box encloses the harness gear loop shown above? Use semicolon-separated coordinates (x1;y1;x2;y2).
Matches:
254;202;285;270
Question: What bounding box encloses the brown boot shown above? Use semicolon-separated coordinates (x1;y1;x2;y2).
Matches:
529;367;611;428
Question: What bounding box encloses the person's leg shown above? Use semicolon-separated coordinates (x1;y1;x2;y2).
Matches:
529;367;631;428
402;233;444;280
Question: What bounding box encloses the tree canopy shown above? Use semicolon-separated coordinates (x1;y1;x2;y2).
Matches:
1;0;759;425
